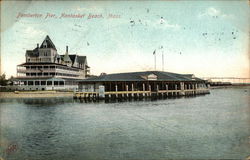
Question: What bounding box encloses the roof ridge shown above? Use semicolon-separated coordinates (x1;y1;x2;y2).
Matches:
40;35;57;50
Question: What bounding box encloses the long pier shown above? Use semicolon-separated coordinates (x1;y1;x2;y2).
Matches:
75;71;211;101
73;88;210;101
202;77;250;84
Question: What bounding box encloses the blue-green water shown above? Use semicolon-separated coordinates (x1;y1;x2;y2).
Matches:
0;87;249;160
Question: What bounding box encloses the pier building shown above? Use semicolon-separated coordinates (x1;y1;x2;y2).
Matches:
14;35;90;91
75;71;210;100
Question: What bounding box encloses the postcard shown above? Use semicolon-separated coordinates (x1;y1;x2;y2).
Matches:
0;1;249;160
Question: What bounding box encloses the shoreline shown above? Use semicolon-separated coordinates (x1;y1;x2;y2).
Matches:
210;84;250;89
0;85;249;99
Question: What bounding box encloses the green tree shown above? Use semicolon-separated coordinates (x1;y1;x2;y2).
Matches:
0;73;8;86
8;76;15;85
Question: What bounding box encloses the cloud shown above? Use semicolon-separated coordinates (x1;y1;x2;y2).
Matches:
143;19;181;31
206;7;221;17
198;7;234;19
160;19;181;30
23;26;47;38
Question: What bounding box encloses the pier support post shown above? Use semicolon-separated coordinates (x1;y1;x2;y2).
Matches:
207;83;210;89
194;84;196;94
166;84;168;96
142;83;145;96
132;83;134;97
156;85;159;96
175;84;178;96
149;85;151;96
115;85;118;98
126;85;128;97
180;82;185;96
188;84;191;95
192;84;195;95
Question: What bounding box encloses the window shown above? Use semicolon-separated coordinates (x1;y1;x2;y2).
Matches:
41;81;46;85
35;81;40;85
47;81;52;86
54;81;58;86
43;42;47;48
28;81;34;85
59;81;64;85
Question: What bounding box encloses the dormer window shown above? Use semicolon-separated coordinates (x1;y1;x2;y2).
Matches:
147;74;157;80
43;41;47;48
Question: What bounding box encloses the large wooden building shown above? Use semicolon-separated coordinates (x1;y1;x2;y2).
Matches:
14;35;90;91
76;71;209;99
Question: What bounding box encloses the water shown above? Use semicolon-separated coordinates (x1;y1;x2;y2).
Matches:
0;87;249;160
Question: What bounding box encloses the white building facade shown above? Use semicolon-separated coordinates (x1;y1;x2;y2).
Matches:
14;35;90;91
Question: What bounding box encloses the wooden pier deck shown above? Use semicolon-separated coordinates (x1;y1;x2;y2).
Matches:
73;88;210;101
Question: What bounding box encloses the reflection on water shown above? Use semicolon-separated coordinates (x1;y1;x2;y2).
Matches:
0;97;74;106
0;86;250;160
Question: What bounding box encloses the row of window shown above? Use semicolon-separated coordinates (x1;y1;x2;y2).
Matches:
56;66;79;71
26;72;79;77
42;52;50;56
19;81;78;86
27;58;51;62
25;66;80;71
24;81;64;86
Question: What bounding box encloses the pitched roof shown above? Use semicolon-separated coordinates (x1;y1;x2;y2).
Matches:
61;55;86;64
60;55;72;63
26;46;39;57
69;55;77;64
40;35;57;50
26;50;38;57
77;56;86;64
80;71;205;82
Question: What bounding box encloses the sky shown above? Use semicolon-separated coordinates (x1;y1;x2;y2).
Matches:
1;0;249;78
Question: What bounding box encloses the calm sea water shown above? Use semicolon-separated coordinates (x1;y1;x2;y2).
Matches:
0;87;249;160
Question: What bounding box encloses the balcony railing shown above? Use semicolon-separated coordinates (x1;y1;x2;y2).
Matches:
17;69;56;73
17;68;82;73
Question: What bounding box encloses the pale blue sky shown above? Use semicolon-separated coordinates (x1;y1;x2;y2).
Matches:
1;1;249;78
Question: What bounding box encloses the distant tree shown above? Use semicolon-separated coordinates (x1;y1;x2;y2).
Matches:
0;73;8;86
8;76;15;85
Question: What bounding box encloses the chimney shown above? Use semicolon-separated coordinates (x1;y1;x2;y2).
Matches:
37;43;39;48
66;46;68;53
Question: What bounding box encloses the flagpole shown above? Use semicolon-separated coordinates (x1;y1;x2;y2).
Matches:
153;50;156;71
162;50;164;71
154;53;156;70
